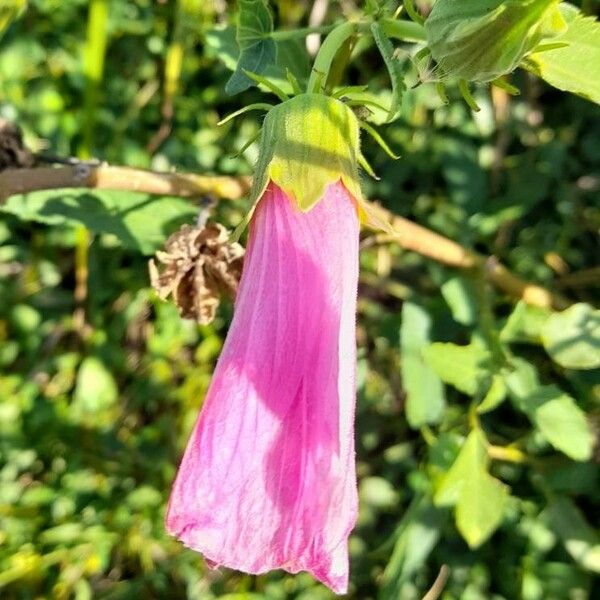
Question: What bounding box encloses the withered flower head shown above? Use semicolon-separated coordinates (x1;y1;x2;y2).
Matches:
149;222;244;325
0;118;34;170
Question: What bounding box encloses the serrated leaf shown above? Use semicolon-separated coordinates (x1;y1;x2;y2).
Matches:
225;0;277;95
0;190;197;255
456;467;508;548
544;496;600;573
524;4;600;104
400;301;445;428
370;21;407;122
423;341;491;396
541;303;600;370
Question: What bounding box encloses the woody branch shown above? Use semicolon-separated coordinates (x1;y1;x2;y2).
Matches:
0;163;570;310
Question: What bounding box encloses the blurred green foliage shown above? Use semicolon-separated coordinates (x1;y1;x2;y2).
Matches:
0;1;599;599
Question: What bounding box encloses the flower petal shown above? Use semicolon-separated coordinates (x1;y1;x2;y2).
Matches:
166;181;360;593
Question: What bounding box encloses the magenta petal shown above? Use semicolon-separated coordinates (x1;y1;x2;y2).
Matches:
166;181;360;594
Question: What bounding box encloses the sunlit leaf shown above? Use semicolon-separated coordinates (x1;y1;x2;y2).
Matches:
74;356;119;413
435;429;508;548
434;429;487;507
524;4;600;105
400;301;445;428
423;340;491;397
506;366;593;461
541;303;600;370
441;275;477;326
456;466;508;548
500;300;551;344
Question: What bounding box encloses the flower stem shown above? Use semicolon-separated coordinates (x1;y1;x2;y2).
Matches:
306;21;358;93
379;17;427;42
269;23;337;41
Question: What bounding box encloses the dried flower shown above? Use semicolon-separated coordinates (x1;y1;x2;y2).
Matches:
149;222;244;325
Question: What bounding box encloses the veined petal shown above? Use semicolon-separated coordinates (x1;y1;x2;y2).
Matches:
166;181;360;594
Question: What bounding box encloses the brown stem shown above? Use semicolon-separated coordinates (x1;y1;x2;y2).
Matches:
421;565;450;600
0;164;252;201
0;164;570;309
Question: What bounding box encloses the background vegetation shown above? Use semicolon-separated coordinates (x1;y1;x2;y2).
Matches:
0;1;598;599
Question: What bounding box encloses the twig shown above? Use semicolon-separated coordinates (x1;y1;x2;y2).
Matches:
0;164;569;309
422;565;450;600
0;164;252;201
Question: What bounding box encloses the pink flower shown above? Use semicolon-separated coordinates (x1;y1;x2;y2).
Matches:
166;180;360;593
166;93;371;593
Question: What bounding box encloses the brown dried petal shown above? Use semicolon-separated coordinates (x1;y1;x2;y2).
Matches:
149;222;244;324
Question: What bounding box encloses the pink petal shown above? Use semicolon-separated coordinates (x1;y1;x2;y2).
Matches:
166;181;360;594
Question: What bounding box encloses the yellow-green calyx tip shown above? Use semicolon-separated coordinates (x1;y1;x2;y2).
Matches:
250;93;364;214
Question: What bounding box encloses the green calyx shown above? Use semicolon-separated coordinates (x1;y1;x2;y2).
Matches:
249;93;364;214
425;0;567;82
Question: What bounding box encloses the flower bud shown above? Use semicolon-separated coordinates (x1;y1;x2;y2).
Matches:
425;0;567;82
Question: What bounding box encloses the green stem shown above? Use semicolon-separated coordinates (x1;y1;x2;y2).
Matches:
269;23;337;41
306;21;358;94
81;0;108;159
76;0;108;333
379;17;427;43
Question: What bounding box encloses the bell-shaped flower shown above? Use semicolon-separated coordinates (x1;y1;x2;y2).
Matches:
166;94;368;593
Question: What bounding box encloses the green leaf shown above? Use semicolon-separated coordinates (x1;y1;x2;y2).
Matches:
423;341;491;396
533;388;593;461
456;466;508;548
434;429;487;507
435;429;508;548
477;374;507;414
360;476;399;509
206;25;310;94
0;0;26;39
74;357;118;413
441;276;477;326
543;496;600;573
524;4;600;105
503;357;541;399
0;190;197;255
400;301;445;428
225;0;277;95
370;21;407;122
507;368;593;461
500;300;551;344
126;486;163;510
541;303;600;370
380;496;446;599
